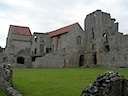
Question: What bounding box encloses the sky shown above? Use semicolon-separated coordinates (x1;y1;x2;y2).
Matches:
0;0;128;48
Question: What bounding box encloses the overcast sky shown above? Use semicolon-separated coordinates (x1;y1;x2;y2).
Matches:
0;0;128;47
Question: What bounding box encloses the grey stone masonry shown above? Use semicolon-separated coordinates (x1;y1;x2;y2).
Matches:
0;64;22;96
81;71;128;96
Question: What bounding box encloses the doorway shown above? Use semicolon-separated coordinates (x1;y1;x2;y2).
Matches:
79;55;84;67
105;45;110;52
17;56;25;64
93;53;97;65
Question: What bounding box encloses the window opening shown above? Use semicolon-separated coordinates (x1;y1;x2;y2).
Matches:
17;56;25;64
34;35;37;42
92;28;94;39
35;48;37;54
76;36;81;45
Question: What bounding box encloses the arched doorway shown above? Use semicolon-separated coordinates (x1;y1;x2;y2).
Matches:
79;55;84;67
17;56;25;64
63;60;68;68
104;41;110;52
105;45;110;52
93;53;97;65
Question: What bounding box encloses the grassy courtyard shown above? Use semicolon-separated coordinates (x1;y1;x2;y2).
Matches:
12;68;128;96
1;67;128;96
0;88;6;96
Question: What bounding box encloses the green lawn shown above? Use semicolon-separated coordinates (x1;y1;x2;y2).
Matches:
0;88;6;96
1;67;127;96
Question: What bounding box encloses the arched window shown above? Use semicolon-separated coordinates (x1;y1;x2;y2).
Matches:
76;36;81;45
103;33;107;37
103;33;108;41
34;35;37;42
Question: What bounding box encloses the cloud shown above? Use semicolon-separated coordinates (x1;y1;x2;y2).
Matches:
0;0;128;47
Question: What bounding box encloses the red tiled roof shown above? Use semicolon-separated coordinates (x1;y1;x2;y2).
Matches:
48;23;77;37
10;25;32;36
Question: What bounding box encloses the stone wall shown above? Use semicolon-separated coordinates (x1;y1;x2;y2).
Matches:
31;32;51;57
81;71;128;96
101;51;128;68
34;49;68;68
0;64;22;96
34;23;86;68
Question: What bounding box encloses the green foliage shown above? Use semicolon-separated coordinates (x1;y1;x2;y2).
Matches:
11;68;128;96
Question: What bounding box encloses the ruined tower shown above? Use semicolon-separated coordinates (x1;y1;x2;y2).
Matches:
84;10;119;66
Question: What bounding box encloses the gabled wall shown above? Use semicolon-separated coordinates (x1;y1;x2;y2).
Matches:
34;23;86;68
4;26;32;67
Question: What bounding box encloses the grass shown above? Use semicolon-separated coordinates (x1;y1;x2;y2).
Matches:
1;67;128;96
0;88;6;96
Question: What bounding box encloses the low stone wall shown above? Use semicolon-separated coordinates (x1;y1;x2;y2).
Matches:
0;64;22;96
81;71;128;96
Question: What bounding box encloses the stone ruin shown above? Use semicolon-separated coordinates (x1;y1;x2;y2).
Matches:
0;64;22;96
81;71;128;96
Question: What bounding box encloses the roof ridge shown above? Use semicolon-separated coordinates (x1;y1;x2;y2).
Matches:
49;22;77;33
48;22;78;37
10;25;29;28
10;25;32;36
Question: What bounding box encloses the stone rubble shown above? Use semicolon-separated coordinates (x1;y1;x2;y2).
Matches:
0;64;22;96
81;71;128;96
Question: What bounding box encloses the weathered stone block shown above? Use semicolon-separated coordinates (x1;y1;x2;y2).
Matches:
0;64;22;96
81;71;128;96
